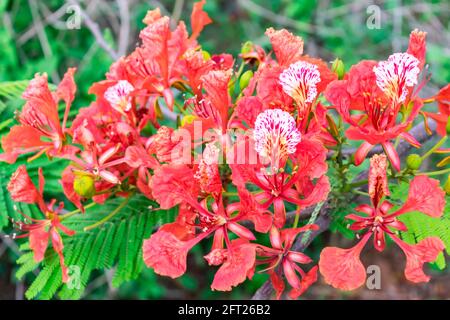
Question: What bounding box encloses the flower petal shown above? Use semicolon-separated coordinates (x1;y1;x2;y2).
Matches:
143;230;197;278
319;233;370;290
210;242;256;291
394;175;445;218
391;236;445;283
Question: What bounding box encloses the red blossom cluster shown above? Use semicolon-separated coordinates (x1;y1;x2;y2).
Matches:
1;1;448;298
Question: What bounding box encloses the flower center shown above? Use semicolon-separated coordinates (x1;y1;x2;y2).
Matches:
254;109;301;170
373;52;420;104
279;61;321;108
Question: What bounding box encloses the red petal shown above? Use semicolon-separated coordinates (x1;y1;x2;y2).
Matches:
7;165;42;205
0;125;48;163
273;198;286;229
283;259;301;289
270;271;285;300
125;145;158;169
382;141;401;171
354;142;373;166
368;154;389;208
60;166;84;212
190;0;212;40
391;236;445;283
150;164;199;209
50;229;69;283
143;230;197;278
200;69;232;128
407;29;427;70
288;265;318;299
265;28;304;66
210;242;256;291
394;175;445;217
318;233;370;290
29;227;49;263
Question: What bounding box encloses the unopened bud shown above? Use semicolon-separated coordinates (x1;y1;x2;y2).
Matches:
239;70;253;91
406;154;422;170
331;58;345;80
444;175;450;195
202;50;211;61
73;175;95;198
181;114;196;127
241;41;253;55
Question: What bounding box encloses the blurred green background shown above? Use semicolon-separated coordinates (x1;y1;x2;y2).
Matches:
0;0;449;299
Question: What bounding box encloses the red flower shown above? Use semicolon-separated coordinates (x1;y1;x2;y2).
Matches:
325;31;428;170
143;194;258;290
257;225;319;299
231;125;330;228
0;69;78;163
319;155;446;290
425;84;450;137
190;0;212;41
8;166;74;282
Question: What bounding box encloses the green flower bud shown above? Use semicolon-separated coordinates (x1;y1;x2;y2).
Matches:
202;50;211;61
241;41;253;55
239;70;253;91
331;58;345;80
406;154;423;170
73;175;95;198
444;175;450;195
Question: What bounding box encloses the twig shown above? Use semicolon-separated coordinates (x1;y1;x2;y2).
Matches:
171;0;185;28
117;0;130;57
67;0;119;60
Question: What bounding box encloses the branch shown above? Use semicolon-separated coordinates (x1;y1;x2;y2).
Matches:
68;0;119;60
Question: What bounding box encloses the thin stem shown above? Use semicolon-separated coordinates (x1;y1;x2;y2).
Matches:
60;201;97;221
223;191;238;197
421;136;448;160
353;189;369;197
292;207;301;228
348;179;368;188
83;196;130;231
422;167;450;176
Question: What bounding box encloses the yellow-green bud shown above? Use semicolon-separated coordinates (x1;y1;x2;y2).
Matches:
202;50;211;61
444;175;450;195
241;41;253;55
406;154;422;170
239;70;253;91
331;58;345;80
73;175;95;198
181;114;196;127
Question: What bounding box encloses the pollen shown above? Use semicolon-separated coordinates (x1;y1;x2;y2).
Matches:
373;52;420;103
104;80;135;114
254;109;301;162
279;61;321;104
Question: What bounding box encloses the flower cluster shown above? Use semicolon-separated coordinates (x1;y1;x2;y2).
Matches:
1;1;448;298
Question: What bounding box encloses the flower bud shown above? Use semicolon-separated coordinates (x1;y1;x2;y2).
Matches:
202;50;211;61
239;70;253;91
73;175;95;198
181;114;196;127
331;58;345;80
444;175;450;195
241;41;253;55
406;153;422;170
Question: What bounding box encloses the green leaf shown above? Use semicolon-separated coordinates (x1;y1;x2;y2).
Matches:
390;182;450;270
17;194;177;299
